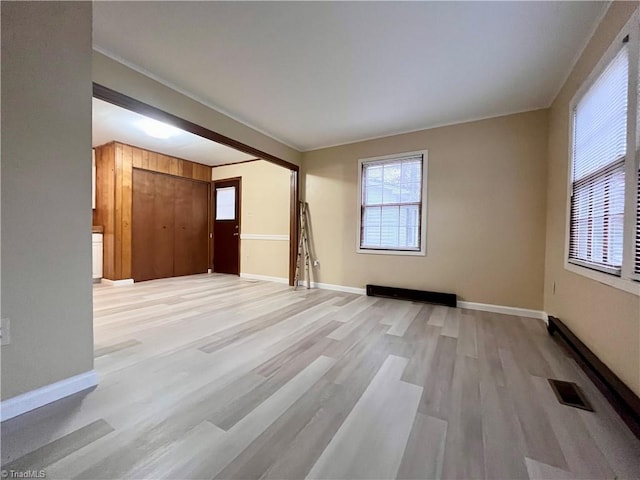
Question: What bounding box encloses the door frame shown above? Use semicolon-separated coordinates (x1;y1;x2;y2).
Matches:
94;83;299;286
211;177;242;274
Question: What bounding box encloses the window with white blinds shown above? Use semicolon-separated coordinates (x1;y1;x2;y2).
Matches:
358;151;427;255
567;17;640;294
569;45;628;274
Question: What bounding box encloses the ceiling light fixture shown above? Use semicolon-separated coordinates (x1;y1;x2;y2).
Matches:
137;118;183;139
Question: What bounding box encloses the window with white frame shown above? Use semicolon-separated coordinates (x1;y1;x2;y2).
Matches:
357;151;427;255
568;14;640;293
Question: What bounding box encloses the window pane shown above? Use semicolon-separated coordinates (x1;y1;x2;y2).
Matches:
360;154;424;251
366;186;383;204
383;163;401;187
382;184;401;204
365;165;383;187
573;46;628;182
401;160;421;183
400;182;421;203
399;205;419;227
399;227;418;249
216;187;235;220
362;227;381;247
569;164;625;269
570;44;628;273
363;206;382;229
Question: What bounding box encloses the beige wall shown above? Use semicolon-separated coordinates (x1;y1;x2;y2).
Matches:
1;2;94;399
302;110;549;309
543;2;640;396
93;52;302;169
212;161;291;279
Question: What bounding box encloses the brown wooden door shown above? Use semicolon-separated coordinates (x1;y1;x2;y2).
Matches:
132;169;209;282
213;178;241;275
132;169;158;282
174;178;209;277
152;172;176;280
132;169;174;282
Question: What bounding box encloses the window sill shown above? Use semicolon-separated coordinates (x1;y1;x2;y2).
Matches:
357;247;426;257
564;261;640;296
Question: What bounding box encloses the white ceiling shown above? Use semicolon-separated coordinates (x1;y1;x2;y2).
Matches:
92;98;256;166
93;1;608;151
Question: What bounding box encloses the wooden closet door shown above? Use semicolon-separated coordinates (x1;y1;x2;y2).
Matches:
173;177;209;277
132;169;174;282
153;173;176;279
132;169;155;282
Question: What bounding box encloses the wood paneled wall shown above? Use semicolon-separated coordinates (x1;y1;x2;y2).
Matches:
93;141;212;280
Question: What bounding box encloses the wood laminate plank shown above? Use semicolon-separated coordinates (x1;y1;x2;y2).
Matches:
174;355;336;479
499;347;569;470
525;457;595;480
94;339;141;358
211;332;336;431
479;375;529;479
306;355;422;480
440;307;460;338
418;335;457;419
213;379;340;480
327;305;382;341
427;305;448;326
263;330;395;479
3;275;638;480
456;312;478;358
1;419;114;472
396;413;447;480
199;295;337;354
330;295;380;323
400;321;440;386
529;375;615;478
252;321;340;378
441;354;485;479
124;421;226;479
476;312;506;386
386;303;422;337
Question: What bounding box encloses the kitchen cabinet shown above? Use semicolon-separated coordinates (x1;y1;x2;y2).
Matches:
92;233;103;280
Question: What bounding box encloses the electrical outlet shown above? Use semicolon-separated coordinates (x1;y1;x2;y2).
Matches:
1;317;10;346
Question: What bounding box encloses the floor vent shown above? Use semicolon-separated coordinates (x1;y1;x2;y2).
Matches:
548;379;594;411
365;284;457;307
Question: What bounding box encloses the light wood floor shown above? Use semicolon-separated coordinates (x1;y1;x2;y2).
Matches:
2;274;639;479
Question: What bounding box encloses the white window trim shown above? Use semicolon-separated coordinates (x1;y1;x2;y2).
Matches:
356;150;428;256
564;9;640;297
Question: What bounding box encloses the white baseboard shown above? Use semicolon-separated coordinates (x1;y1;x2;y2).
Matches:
101;278;134;287
0;370;98;421
240;273;289;284
297;280;366;295
240;234;289;241
251;275;547;320
458;301;547;321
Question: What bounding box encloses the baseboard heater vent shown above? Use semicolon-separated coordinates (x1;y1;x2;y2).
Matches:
547;315;640;439
548;379;593;411
366;284;457;307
